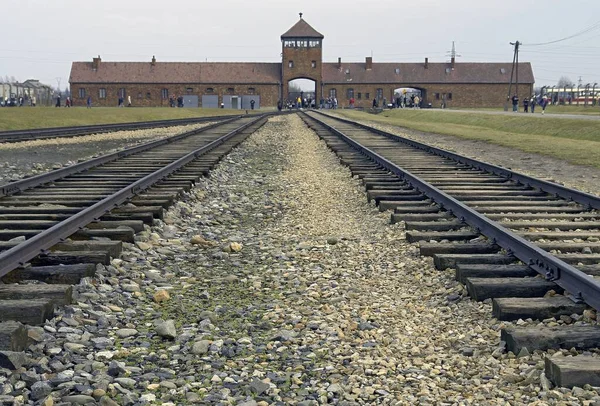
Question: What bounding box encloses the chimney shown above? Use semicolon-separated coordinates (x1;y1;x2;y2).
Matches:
337;57;342;69
451;56;455;68
365;56;373;70
92;55;101;70
151;55;156;66
424;57;429;69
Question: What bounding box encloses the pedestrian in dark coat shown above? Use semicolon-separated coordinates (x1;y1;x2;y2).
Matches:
523;97;529;113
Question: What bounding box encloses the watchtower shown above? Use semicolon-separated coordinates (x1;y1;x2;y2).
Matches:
281;14;324;104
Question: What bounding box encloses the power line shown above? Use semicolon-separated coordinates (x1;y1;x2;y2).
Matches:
523;20;600;46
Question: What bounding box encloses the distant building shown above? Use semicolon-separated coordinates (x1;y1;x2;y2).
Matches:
0;79;53;105
69;17;534;108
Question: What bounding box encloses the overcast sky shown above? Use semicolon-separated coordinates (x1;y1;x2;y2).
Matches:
3;0;600;90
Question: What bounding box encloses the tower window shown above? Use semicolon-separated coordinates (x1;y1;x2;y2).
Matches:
288;61;294;68
309;40;320;47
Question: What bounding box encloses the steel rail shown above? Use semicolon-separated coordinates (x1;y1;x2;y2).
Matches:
314;111;600;210
0;114;253;143
304;111;600;312
0;117;241;197
0;114;268;278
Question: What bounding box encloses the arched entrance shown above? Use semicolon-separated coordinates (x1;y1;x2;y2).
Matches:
393;87;427;108
287;78;316;109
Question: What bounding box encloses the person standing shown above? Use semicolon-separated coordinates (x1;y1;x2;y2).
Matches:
372;98;377;108
55;94;61;108
87;95;92;108
530;96;536;113
250;99;255;110
127;95;132;107
413;95;420;109
523;97;529;113
541;94;548;115
333;97;338;109
31;96;36;107
511;94;519;112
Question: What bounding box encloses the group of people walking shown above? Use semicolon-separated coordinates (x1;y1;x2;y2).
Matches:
511;94;549;114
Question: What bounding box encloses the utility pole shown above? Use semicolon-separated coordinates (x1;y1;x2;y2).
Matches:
55;77;61;95
505;41;520;111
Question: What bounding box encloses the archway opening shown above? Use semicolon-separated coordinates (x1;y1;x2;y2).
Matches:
393;87;426;108
287;78;316;109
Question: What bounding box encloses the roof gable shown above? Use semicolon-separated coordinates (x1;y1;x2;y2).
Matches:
281;18;324;39
69;62;281;84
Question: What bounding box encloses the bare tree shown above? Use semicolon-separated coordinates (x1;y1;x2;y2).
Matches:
288;83;303;93
557;76;572;88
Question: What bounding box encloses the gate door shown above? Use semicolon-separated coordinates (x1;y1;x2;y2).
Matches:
241;95;260;109
202;95;218;108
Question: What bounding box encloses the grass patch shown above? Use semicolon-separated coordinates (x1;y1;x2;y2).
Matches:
458;105;600;115
0;107;245;131
332;109;600;168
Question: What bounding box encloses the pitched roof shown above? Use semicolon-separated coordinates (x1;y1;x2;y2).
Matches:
69;62;281;84
281;18;324;39
323;62;534;84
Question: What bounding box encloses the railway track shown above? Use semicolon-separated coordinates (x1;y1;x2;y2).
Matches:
300;111;600;387
0;114;269;350
0;113;249;143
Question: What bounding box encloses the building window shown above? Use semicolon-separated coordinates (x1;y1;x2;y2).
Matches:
311;61;316;68
308;40;320;48
146;92;152;99
435;93;440;100
357;92;362;100
98;88;106;99
78;88;86;98
395;68;400;74
447;93;453;100
284;40;295;47
118;88;126;98
329;89;337;98
248;87;255;95
288;60;294;68
297;40;307;47
206;87;214;93
345;69;350;74
137;92;142;99
347;88;354;99
376;88;383;100
227;88;234;94
161;89;169;99
365;92;370;99
186;88;193;94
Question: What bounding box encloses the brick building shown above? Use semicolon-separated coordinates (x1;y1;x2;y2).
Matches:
69;16;534;109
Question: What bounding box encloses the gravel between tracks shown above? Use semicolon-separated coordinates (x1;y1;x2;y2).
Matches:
3;114;599;405
327;112;600;198
0;124;210;185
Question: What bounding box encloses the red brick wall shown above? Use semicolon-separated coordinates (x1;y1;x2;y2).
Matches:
282;44;322;103
324;83;534;109
69;83;280;108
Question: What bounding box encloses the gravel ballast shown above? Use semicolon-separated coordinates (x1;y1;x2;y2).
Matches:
328;113;600;198
0;123;210;185
1;114;599;405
